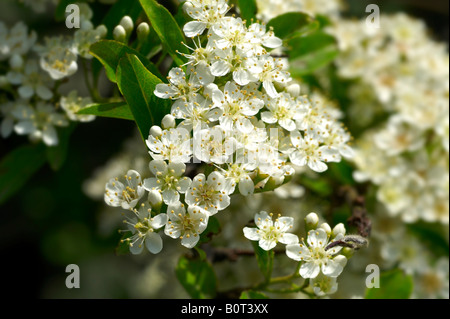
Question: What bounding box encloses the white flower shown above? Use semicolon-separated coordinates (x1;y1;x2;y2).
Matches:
164;202;209;248
122;203;168;255
212;81;264;132
221;161;257;196
185;171;232;215
183;0;230;37
289;130;340;173
256;56;291;98
171;95;219;131
310;273;339;297
146;127;193;163
104;170;145;209
12;102;68;146
243;211;299;250
60;91;95;122
143;160;192;205
286;228;347;278
262;93;307;131
0;21;37;60
36;37;78;80
7;59;54;100
154;68;202;108
73;24;107;59
414;258;449;299
192;126;236;164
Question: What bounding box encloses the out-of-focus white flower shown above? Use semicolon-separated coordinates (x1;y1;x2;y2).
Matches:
0;21;37;60
104;170;145;209
73;24;107;59
7;59;54;100
60;91;95;122
12;102;68;146
414;258;449;299
311;273;339;297
243;211;298;251
19;0;58;13
164;202;209;248
35;37;78;80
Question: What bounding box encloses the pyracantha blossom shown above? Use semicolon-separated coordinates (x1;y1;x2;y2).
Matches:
286;228;348;278
0;21;37;60
122;203;168;255
262;93;308;131
146;127;193;163
243;211;299;250
310;273;339;297
35;36;78;80
185;171;232;215
164;202;209;248
289;130;340;173
182;0;230;37
60;91;95;122
143;160;192;205
12;102;68;146
192;126;236;164
104;170;145;209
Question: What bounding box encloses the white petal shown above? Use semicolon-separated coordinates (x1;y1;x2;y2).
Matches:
308;159;328;173
210;60;231;77
322;258;345;278
42;125;58;146
181;232;200;248
149;159;167;175
238;177;254;196
279;233;299;245
233;69;251;86
307;228;328;248
300;262;321;279
143;178;159;191
243;227;260;241
130;238;144;255
1;117;14;138
162;189;180;205
145;232;163;254
18;85;34;99
183;21;207;37
150;213;168;229
259;239;276;251
263;80;279;98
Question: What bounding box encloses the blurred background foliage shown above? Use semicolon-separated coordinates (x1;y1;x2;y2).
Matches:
0;0;448;298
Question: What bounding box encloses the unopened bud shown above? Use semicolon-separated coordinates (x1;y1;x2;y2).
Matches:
119;16;134;35
113;25;127;42
286;83;301;97
332;223;346;238
305;212;319;231
137;22;150;42
150;125;163;138
319;223;332;235
162;114;176;129
97;24;108;38
148;190;163;210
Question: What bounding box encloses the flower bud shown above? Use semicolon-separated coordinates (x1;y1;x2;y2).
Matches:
113;25;127;43
319;222;332;236
97;24;108;38
286;83;301;97
148;190;163;211
137;22;150;42
119;16;134;35
150;125;163;138
304;212;319;231
162;114;176;129
332;223;346;238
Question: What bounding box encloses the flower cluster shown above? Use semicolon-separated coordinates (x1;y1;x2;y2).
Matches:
104;0;353;256
327;14;449;225
0;3;106;146
244;211;350;297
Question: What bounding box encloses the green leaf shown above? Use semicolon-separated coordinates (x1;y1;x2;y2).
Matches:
240;290;270;299
0;144;47;205
251;241;274;282
287;32;337;60
77;102;134;121
116;54;171;140
139;0;189;67
46;123;77;171
365;269;413;299
267;12;318;40
237;0;257;25
90;40;164;83
289;47;339;76
175;256;217;299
